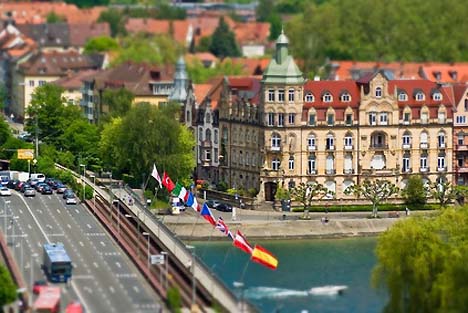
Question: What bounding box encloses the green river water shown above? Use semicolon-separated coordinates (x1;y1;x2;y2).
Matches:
193;237;387;313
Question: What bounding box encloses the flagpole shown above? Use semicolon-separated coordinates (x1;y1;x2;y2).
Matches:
202;226;216;258
222;245;233;265
239;257;250;284
190;211;201;238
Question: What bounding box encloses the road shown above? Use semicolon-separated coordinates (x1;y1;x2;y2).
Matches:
0;190;162;313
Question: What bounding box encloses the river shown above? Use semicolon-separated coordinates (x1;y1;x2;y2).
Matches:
193;237;387;313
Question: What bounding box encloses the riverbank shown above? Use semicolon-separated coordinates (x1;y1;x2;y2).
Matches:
162;209;420;240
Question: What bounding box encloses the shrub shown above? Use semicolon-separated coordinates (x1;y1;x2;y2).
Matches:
166;287;182;313
216;181;228;192
247;188;258;197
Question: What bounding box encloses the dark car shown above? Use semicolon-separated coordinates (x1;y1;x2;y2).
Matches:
41;185;53;195
216;202;233;212
7;179;19;189
205;200;221;209
44;177;55;186
20;183;31;193
63;189;74;199
51;180;62;189
35;182;47;192
55;183;66;193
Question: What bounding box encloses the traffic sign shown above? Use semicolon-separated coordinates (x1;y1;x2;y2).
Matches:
150;254;165;265
17;149;34;160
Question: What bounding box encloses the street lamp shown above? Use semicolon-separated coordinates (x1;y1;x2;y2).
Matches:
233;281;245;313
3;200;10;244
125;214;141;257
160;251;168;290
79;164;86;202
89;175;96;214
142;232;150;269
186;245;196;311
29;253;39;290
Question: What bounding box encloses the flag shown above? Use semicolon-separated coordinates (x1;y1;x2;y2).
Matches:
215;217;233;240
162;172;175;192
151;164;162;188
233;230;253;255
185;192;194;206
200;203;216;226
172;182;188;201
251;244;278;270
191;197;199;212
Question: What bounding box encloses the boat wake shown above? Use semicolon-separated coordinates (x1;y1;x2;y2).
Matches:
244;285;348;299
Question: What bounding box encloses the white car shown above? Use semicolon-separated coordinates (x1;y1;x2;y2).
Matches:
66;196;77;205
0;187;11;196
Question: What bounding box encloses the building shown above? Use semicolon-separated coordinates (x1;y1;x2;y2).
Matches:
452;83;468;185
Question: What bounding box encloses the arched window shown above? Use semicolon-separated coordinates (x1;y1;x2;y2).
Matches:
205;112;211;123
205;129;212;142
245;152;249;166
432;92;442;101
326;134;335;150
398;92;408;101
198;127;203;141
214;129;218;144
344;133;353;149
288;156;294;170
305;93;314;102
326;155;334;173
415;92;425;101
402;152;411;172
186;110;191;122
323;92;332;102
402;131;411;148
344;153;353;174
375;87;382;98
438;131;446;148
307;134;316;150
272;157;280;170
308;155;316;174
271;133;281;150
420;132;428;148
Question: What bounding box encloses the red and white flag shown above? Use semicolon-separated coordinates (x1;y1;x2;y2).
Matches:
162;172;175;192
233;230;253;254
151;164;162;188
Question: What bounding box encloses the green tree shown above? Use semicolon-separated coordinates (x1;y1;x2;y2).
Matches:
101;88;134;120
256;0;275;22
345;179;398;218
0;117;11;145
290;182;329;211
401;175;427;209
186;58;245;84
209;17;240;59
59;119;100;165
268;13;282;41
99;117;123;171
84;36;119;54
0;265;17;307
98;8;126;37
431;181;458;208
46;11;65;23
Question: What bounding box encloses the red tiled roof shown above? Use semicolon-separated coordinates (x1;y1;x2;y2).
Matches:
53;69;99;90
420;64;468;83
69;23;110;47
230;57;269;75
303;80;360;109
193;83;213;104
226;76;261;105
388;79;453;108
125;18;191;45
452;83;468;105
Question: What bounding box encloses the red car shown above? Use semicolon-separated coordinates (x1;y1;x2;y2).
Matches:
32;279;48;294
66;301;83;313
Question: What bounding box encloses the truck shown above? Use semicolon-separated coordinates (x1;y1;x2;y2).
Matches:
33;286;61;313
11;171;31;182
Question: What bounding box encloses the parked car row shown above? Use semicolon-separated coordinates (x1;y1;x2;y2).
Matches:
205;199;233;212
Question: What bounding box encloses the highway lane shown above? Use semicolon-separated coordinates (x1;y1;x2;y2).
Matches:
0;190;162;313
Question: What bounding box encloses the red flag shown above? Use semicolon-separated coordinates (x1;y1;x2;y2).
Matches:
251;244;278;270
233;230;253;255
200;203;216;226
162;172;175;192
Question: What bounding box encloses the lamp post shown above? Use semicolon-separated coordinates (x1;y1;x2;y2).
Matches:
186;245;196;310
3;200;10;244
79;164;86;202
160;251;168;290
142;232;150;269
89;175;96;214
125;214;140;258
233;281;245;313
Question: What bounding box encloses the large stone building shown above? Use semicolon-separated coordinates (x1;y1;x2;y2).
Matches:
214;31;454;202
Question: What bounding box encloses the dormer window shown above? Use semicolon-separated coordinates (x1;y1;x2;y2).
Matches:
323;92;332;102
375;87;382;98
398;92;408;101
341;93;351;102
415;92;425;101
305;93;314;102
432;92;442;101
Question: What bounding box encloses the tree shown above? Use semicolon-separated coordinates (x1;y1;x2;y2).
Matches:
84;36;119;54
373;206;468;313
0;117;11;145
98;8;126;37
59;119;100;165
345;179;398;218
290;182;329;211
186;58;245;84
401;175;427;209
431;181;458;208
268;13;282;41
256;0;275;22
46;11;65;23
209;17;240;59
101;88;134;121
0;265;17;307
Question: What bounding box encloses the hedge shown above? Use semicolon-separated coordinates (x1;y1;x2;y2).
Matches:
291;203;440;212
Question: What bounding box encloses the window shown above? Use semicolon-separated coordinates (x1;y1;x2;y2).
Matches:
344;135;352;148
379;112;388;125
186;110;190;122
307;135;316;149
421;112;428;124
214;129;218;144
465;99;468;111
214;148;219;163
399;93;408;101
326;135;334;149
205;113;211;123
438;132;445;148
305;93;314;102
278;89;285;102
288;89;295;102
369;112;377;125
205;129;211;142
344;154;353;172
415;92;424;101
341;93;351;102
245;152;249;166
271;133;281;149
420;132;428;147
278;113;284;126
288;156;294;170
458;157;464;167
326;155;335;171
375;87;382;98
288;113;295;125
402;133;411;146
38;80;46;86
456;116;467;124
272;158;280;170
205;149;211;161
327;114;334;126
309;114;316;126
29;80;35;87
268;89;274;102
323;92;332;102
433;92;442;101
198;127;203;141
458;134;464;145
404;112;411;123
345;114;352;125
438;156;445;169
267;112;275;126
438;112;446;124
308;155;316;173
420;155;428;169
402;154;410;172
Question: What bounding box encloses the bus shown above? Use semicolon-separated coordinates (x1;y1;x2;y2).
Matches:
43;243;72;282
33;286;61;313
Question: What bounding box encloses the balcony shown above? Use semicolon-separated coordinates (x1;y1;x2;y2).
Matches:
437;166;447;172
457;167;468;173
402;144;411;150
308;145;316;151
307;169;317;175
343;169;354;175
344;145;353;151
401;168;412;174
439;143;446;149
456;144;468;151
325;169;336;175
370;144;388;150
420;167;429;173
326;145;335;151
201;158;212;167
420;142;429;149
268;146;281;152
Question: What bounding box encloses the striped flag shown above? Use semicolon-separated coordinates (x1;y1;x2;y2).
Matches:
200;203;216;226
151;164;162;188
215;217;233;240
172;183;188;202
251;244;278;270
233;230;253;255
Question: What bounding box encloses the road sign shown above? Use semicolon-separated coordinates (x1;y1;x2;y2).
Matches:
17;149;34;160
150;254;165;265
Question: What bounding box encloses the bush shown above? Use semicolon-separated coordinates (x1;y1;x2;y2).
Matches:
291;203;439;212
247;188;258;197
216;181;228;192
166;287;182;313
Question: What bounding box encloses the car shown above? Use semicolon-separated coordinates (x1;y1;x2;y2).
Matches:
0;187;11;196
65;301;83;313
63;189;74;199
44;177;55;186
56;183;67;194
20;183;31;193
65;196;77;205
7;179;19;189
41;185;53;195
205;200;221;209
24;187;36;197
35;182;48;192
28;178;39;187
32;279;48;294
216;202;233;212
